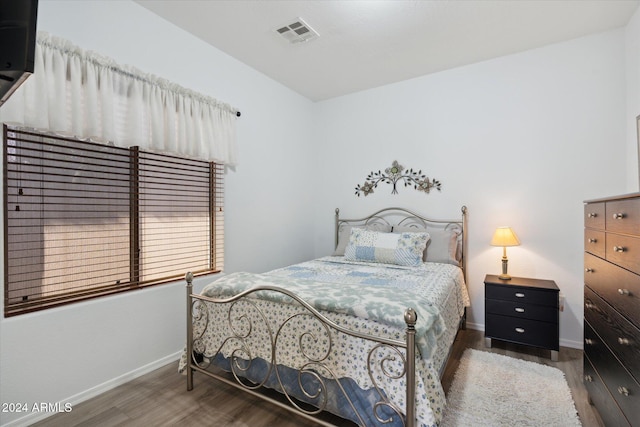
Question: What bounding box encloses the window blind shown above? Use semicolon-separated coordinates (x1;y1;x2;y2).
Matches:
3;125;224;316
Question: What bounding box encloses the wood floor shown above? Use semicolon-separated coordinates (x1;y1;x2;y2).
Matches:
32;329;604;427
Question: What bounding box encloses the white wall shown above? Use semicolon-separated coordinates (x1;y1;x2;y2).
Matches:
626;5;640;191
0;2;316;426
312;29;629;350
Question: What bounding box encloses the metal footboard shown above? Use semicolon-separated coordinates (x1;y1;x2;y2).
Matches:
185;272;417;427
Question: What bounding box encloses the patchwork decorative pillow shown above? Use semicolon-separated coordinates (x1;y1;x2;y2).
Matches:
344;228;429;266
333;224;392;256
393;226;461;265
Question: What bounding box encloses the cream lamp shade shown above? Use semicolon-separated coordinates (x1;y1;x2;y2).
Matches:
491;227;520;247
491;227;520;280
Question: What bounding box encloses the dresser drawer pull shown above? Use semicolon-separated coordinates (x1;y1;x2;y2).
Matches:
587;213;598;218
514;307;525;313
617;386;630;397
515;327;525;333
585;338;594;345
585;268;594;273
587;238;597;243
618;337;631;345
613;213;626;219
584;375;593;382
514;292;525;298
585;302;596;309
618;288;631;296
613;246;626;253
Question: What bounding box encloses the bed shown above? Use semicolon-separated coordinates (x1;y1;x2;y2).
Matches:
179;206;469;427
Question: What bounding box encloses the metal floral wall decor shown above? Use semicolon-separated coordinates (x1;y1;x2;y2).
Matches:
355;160;441;197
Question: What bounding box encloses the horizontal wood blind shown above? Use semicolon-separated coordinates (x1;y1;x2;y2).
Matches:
138;151;213;282
3;125;223;316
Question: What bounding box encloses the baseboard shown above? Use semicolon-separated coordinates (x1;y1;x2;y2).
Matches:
1;351;182;427
560;338;583;350
464;322;583;350
465;321;484;331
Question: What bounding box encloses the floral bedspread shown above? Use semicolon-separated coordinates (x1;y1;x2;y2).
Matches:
268;256;470;370
179;257;469;427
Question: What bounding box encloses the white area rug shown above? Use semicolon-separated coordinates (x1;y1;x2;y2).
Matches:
441;348;581;426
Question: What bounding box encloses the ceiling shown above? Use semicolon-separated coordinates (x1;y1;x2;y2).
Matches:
135;0;640;102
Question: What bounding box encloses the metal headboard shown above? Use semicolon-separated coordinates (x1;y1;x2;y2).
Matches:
335;206;468;281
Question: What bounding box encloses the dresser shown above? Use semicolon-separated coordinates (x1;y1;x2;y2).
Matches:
584;193;640;427
484;274;559;361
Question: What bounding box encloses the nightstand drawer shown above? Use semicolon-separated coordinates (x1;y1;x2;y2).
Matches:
485;313;558;350
485;298;557;323
485;284;557;307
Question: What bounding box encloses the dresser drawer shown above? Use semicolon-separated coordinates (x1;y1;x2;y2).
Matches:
584;319;605;361
584;253;640;327
606;198;640;235
584;321;640;424
485;313;558;350
584;354;632;427
585;202;605;230
585;286;640;382
606;233;640;274
485;283;558;307
584;229;605;258
485;298;558;323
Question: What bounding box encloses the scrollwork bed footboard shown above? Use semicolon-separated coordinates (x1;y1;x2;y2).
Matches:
184;272;418;427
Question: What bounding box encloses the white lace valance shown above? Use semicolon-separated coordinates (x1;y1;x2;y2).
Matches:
0;32;238;165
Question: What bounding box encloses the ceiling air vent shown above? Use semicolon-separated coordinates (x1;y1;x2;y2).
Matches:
276;18;319;44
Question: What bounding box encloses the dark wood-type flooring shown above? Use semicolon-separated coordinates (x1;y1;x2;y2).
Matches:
32;328;604;426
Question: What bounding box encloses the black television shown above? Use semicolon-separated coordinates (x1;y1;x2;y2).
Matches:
0;0;38;108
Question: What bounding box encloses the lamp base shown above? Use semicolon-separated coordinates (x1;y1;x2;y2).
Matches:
500;256;511;280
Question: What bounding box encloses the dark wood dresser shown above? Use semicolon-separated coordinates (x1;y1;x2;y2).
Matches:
584;193;640;427
484;274;559;360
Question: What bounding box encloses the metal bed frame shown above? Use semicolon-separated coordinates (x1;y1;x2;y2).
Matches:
185;206;468;427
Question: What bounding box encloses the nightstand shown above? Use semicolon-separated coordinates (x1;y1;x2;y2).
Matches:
484;274;560;361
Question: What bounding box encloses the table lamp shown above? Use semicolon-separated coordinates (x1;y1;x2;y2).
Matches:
490;226;520;280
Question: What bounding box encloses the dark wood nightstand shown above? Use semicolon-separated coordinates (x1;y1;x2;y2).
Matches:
484;274;560;361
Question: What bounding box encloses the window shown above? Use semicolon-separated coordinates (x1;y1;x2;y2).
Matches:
3;125;224;316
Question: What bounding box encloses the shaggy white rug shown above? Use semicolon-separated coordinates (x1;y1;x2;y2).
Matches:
440;349;582;426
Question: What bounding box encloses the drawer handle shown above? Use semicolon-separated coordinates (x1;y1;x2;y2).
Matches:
613;213;625;219
585;302;596;309
587;238;597;243
587;213;598;218
617;386;629;397
585;268;594;273
515;327;525;333
618;337;631;345
515;292;525;298
613;246;626;253
584;375;593;382
585;338;594;345
618;288;631;296
514;307;525;313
